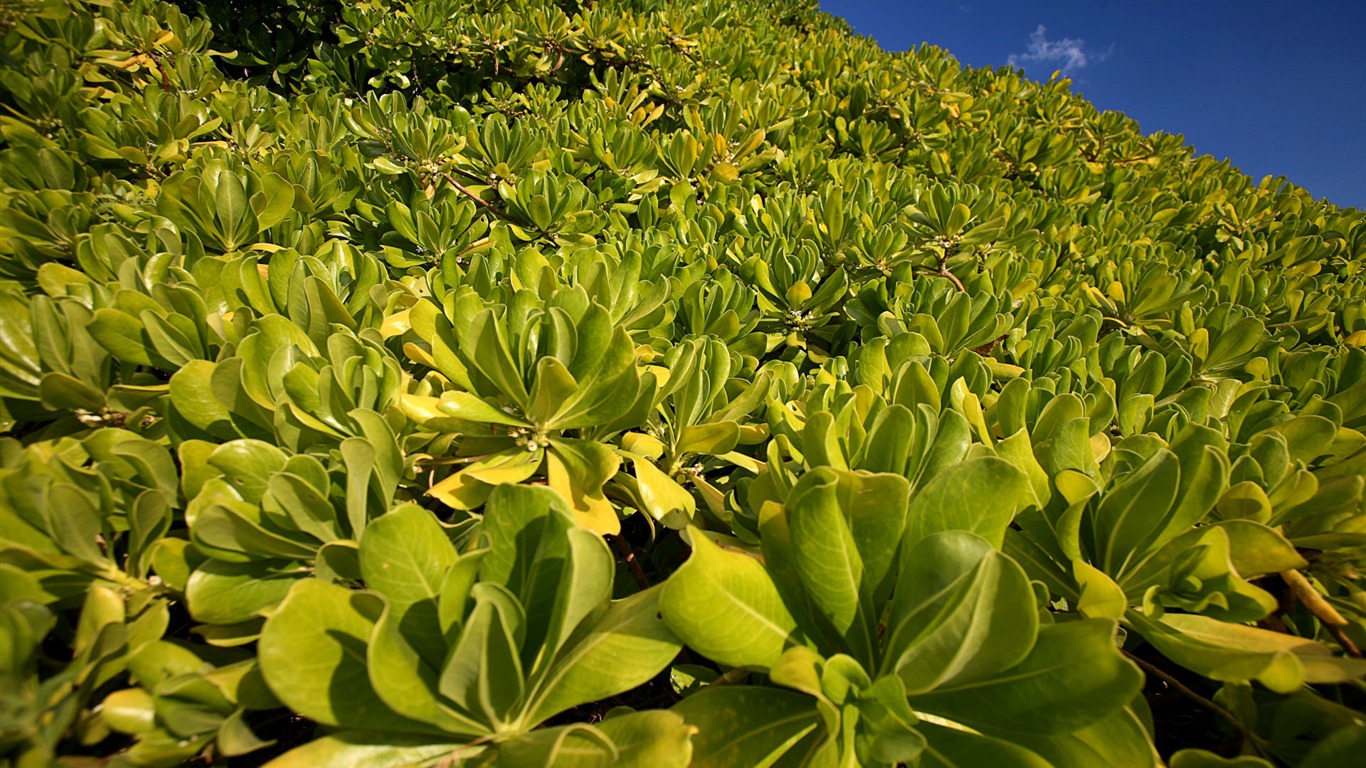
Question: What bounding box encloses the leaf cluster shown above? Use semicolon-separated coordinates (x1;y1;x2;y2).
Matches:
2;0;1366;766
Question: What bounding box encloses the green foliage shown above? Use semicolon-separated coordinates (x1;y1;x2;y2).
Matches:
2;0;1365;765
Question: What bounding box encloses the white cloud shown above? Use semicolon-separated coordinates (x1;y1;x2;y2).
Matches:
1007;25;1109;75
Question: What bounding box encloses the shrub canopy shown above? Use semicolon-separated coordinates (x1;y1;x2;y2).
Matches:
2;0;1365;766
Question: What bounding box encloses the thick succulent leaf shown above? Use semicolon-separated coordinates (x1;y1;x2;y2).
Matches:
1010;705;1162;768
185;561;295;626
261;733;466;768
480;710;694;768
672;685;825;768
908;619;1142;736
525;586;680;724
1127;611;1366;693
546;438;621;534
478;483;576;654
904;457;1032;549
917;723;1052;768
258;580;434;734
660;530;799;670
883;532;1038;693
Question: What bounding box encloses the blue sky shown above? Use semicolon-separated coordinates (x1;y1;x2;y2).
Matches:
818;1;1366;210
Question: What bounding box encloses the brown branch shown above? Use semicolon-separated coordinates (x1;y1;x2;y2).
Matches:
938;263;966;293
1124;650;1270;753
610;534;651;590
1282;569;1363;657
708;666;752;687
438;171;520;224
913;265;965;292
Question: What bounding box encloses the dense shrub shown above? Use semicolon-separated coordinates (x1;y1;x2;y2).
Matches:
2;0;1365;765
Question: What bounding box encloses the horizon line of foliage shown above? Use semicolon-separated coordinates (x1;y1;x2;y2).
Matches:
2;0;1365;765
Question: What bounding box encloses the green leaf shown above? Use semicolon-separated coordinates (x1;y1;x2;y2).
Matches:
678;422;741;456
1216;520;1307;577
660;530;799;670
360;505;458;608
170;361;236;436
89;308;153;366
1094;449;1180;576
541;527;615;657
253;172;296;231
673;685;824;768
485;710;695;768
621;452;695;529
785;468;865;639
1073;559;1129;620
918;723;1052;768
216;169;250;248
435;390;530;427
186;560;296;625
478;483;576;651
1012;705;1162;768
526;585;681;724
39;371;105;411
258;580;431;734
1170;749;1276;768
909;619;1141;736
883;532;1038;693
1127;612;1366;693
366;596;487;738
546;438;621;535
261;732;464;768
1300;726;1366;768
904;457;1032;549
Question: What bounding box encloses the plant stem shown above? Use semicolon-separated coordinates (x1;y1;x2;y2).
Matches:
610;534;651;590
1281;569;1363;657
438;172;519;223
1124;650;1271;754
708;666;752;686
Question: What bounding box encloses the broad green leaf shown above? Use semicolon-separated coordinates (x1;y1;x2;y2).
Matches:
360;505;458;608
1012;705;1162;768
904;457;1032;549
622;452;696;529
435;390;530;427
1170;749;1275;768
660;530;799;670
786;468;866;640
918;723;1052;768
546;438;621;535
478;483;575;652
541;527;614;658
252;172;296;231
261;733;465;768
39;371;105;411
186;561;296;625
258;580;430;734
1128;612;1366;693
1095;449;1180;576
909;619;1141;735
1072;559;1129;620
678;421;741;456
673;685;824;768
208;440;287;503
170;361;235;436
484;710;695;768
884;532;1037;693
89;308;153;366
367;597;487;738
526;586;681;725
1216;520;1307;577
191;502;318;562
1300;725;1366;768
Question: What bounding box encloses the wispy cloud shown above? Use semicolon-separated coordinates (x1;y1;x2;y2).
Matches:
1007;25;1110;75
